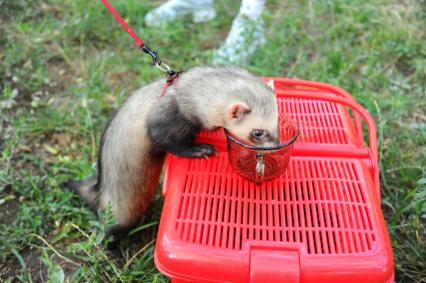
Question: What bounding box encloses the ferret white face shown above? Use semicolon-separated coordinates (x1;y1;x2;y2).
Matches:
225;102;280;147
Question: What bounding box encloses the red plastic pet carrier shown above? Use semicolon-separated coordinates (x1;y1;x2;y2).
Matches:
154;78;394;283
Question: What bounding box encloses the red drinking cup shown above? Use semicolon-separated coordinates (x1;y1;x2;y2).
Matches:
225;116;299;184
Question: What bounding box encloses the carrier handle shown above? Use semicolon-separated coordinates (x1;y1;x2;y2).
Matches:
265;77;365;145
265;77;356;99
278;91;380;199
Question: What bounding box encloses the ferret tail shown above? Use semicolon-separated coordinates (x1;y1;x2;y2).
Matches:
64;176;99;212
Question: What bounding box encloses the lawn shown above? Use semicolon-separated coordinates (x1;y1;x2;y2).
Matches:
0;0;425;282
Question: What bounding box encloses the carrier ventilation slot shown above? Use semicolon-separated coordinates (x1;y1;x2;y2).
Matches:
175;156;375;254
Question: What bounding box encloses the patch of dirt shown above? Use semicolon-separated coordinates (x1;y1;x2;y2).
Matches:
395;57;417;77
0;185;21;226
0;248;48;282
46;55;74;91
0;2;63;23
8;134;47;176
106;70;139;90
0;113;15;149
1;31;75;111
0;192;46;282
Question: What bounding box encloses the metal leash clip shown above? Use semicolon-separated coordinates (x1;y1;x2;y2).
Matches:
101;0;179;77
142;45;176;76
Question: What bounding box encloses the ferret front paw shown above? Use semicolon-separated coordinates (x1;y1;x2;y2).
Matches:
189;143;217;158
169;143;217;158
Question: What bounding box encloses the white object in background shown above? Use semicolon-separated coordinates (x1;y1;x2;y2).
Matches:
213;0;266;64
144;0;216;27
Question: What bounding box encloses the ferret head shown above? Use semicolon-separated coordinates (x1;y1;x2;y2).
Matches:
224;80;279;147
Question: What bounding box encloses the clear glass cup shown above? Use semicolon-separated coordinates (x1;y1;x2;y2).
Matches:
225;116;299;184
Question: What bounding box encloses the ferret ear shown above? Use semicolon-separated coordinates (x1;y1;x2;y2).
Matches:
266;80;275;91
228;102;250;120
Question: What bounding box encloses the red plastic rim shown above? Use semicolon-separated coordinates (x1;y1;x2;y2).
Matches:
224;117;300;151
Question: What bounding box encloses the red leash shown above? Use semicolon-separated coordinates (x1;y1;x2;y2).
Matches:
101;0;144;48
101;0;179;81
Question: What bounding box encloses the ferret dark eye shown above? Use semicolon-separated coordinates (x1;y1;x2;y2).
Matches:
253;130;264;138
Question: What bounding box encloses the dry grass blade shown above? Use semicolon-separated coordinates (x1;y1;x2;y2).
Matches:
30;234;80;267
123;239;156;271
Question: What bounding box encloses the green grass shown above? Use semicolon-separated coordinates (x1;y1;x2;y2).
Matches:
1;0;425;282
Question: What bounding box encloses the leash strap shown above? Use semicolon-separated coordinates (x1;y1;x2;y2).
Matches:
101;0;175;75
101;0;144;48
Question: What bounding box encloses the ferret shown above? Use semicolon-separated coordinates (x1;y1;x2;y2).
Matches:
67;66;279;238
